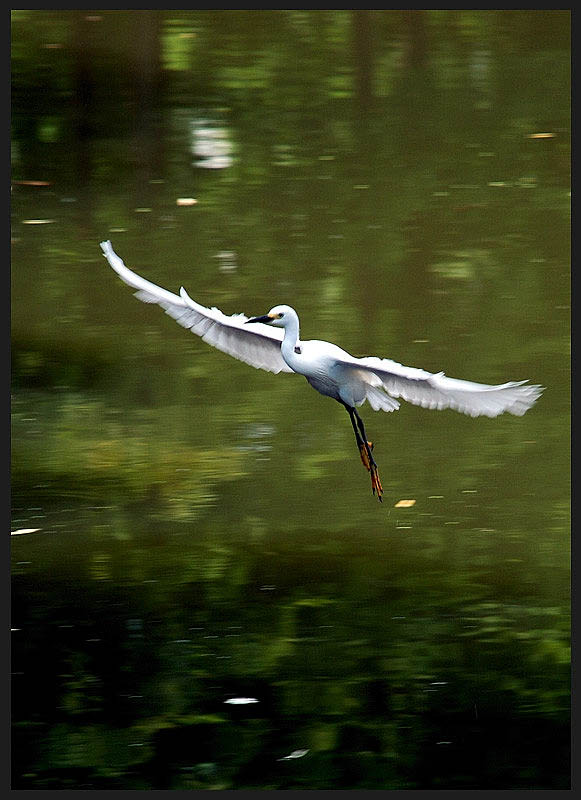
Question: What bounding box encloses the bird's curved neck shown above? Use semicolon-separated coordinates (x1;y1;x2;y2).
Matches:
280;316;300;360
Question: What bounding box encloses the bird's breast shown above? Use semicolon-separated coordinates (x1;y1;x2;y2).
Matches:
282;339;348;401
282;339;340;377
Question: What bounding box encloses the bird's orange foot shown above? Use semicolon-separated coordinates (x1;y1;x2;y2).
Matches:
370;465;383;502
358;441;374;471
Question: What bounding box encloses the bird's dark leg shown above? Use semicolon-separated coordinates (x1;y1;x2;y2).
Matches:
353;409;383;500
346;407;370;466
345;405;383;501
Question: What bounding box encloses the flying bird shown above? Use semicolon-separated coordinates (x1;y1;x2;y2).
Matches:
100;241;543;501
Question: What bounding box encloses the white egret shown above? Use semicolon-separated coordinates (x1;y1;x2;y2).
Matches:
100;241;543;501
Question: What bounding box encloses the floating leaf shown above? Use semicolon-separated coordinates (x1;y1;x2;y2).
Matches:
278;749;309;761
11;528;41;536
394;499;416;508
12;180;51;186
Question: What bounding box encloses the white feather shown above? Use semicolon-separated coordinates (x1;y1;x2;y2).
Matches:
100;241;292;375
338;355;543;418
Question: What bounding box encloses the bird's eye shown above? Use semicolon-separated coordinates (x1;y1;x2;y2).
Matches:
277;312;284;318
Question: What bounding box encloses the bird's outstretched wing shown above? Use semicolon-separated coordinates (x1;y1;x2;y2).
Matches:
100;241;293;374
337;353;543;418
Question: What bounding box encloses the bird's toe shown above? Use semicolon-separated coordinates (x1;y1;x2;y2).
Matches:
370;467;383;502
359;444;372;471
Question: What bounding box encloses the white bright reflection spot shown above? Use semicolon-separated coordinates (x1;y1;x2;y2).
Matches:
224;697;259;705
278;749;309;761
11;528;41;536
214;250;238;272
191;119;233;169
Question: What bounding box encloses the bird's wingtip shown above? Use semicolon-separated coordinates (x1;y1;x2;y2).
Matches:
179;286;193;303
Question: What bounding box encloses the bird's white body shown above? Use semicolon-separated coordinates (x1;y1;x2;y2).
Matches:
275;312;360;404
100;241;543;419
281;332;396;410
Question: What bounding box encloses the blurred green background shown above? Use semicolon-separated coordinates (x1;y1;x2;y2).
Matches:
11;10;570;790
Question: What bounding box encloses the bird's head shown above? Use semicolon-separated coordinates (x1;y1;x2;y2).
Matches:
246;305;297;328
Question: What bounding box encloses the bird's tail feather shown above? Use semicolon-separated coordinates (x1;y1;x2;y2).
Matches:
364;384;401;412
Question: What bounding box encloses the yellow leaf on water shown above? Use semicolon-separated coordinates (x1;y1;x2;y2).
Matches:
394;499;416;508
13;180;51;186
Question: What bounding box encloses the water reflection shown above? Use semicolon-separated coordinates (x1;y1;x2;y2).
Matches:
191;115;235;170
11;9;569;791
